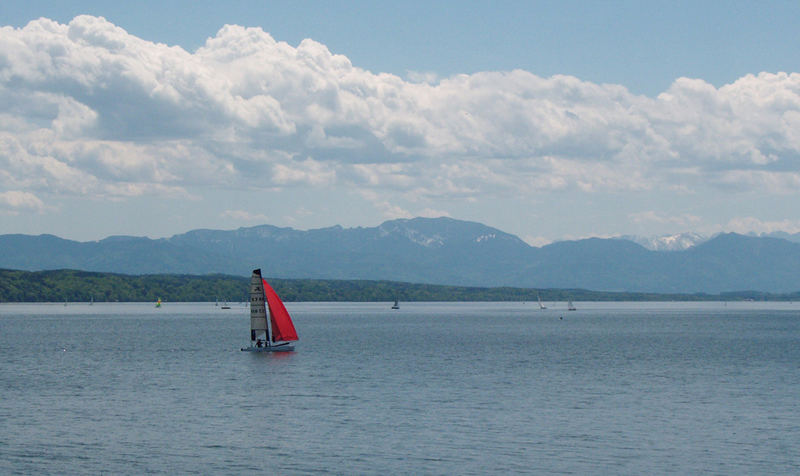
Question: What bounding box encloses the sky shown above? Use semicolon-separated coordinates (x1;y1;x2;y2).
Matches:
1;1;800;245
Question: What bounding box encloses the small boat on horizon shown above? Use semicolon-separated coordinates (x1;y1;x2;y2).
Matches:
241;269;298;352
391;299;399;310
567;300;576;311
155;297;162;308
538;294;547;310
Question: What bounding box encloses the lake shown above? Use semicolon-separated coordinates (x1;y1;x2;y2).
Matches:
1;301;799;474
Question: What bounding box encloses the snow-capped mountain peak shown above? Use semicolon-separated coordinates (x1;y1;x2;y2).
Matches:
622;232;709;251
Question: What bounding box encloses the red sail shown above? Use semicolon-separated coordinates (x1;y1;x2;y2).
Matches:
262;279;299;342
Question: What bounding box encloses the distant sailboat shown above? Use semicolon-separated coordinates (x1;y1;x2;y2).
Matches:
391;299;399;310
155;297;162;308
241;269;298;352
538;294;547;310
567;300;576;311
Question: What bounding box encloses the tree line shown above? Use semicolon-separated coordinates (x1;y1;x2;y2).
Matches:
1;269;797;303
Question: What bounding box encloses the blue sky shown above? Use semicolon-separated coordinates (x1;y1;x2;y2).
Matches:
1;1;799;244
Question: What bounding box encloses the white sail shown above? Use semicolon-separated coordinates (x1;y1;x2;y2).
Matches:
249;270;269;342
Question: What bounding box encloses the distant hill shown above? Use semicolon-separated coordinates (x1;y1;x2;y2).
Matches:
2;217;800;293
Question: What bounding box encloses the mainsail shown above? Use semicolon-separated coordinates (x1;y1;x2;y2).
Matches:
249;270;269;343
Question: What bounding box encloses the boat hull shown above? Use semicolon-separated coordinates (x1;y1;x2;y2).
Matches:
241;344;295;352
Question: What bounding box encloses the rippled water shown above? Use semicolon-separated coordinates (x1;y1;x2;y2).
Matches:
1;301;799;474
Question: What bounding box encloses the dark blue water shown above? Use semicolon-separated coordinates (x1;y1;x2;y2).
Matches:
1;302;799;474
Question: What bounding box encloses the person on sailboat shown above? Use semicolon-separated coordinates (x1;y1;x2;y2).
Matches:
256;338;263;348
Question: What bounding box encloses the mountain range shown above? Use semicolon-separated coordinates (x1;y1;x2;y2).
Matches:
621;232;709;251
624;231;800;251
2;217;800;293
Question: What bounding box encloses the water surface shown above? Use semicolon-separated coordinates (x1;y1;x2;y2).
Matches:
1;302;799;474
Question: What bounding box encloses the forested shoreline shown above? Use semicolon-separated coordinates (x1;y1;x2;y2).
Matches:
0;269;796;303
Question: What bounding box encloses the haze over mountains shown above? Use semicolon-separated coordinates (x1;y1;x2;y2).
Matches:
2;217;800;293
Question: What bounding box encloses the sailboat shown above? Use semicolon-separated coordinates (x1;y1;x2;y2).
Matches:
567;300;576;311
155;297;162;308
391;299;399;310
538;294;547;310
241;269;299;352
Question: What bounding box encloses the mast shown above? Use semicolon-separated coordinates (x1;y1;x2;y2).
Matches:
265;286;273;346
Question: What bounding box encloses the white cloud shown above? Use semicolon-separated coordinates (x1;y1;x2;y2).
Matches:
629;211;702;227
1;15;800;209
522;235;553;247
272;157;336;186
0;190;46;215
221;209;269;222
713;170;800;194
355;189;449;221
724;217;800;235
378;203;414;220
417;208;451;219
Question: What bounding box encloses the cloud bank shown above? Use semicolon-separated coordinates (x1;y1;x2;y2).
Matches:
1;16;799;211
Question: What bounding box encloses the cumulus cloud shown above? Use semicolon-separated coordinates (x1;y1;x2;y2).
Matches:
272;157;336;186
0;190;46;214
221;209;269;222
357;190;450;221
724;217;800;235
1;15;800;209
523;235;555;247
629;211;702;227
417;208;451;218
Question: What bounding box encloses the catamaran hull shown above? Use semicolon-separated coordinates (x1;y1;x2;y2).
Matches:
241;345;295;352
